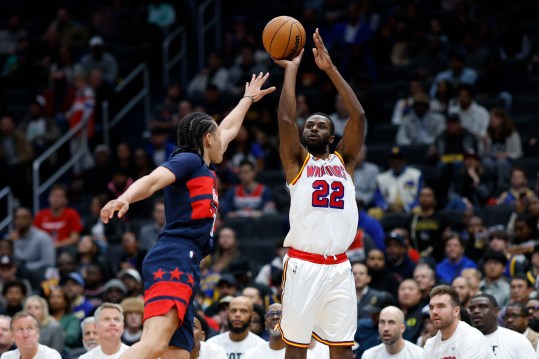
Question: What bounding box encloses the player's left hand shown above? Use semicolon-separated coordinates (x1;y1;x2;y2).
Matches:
313;28;334;71
100;198;130;223
244;72;276;103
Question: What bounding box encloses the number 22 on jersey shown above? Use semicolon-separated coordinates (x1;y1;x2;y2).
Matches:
311;180;344;209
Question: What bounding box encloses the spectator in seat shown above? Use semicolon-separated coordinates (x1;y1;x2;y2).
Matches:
23;295;64;353
436;234;477;284
375;146;422;213
220;160;275;218
80;36;118;85
410;187;445;261
497;166;535;206
479;250;510;308
429;52;478;99
448;84;489;138
5;207;55;287
391;77;427;126
33;183;83;251
396;93;446;146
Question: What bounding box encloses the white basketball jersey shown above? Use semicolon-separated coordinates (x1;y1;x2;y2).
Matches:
284;152;358;255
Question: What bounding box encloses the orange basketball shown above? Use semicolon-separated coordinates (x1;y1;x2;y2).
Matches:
262;16;306;60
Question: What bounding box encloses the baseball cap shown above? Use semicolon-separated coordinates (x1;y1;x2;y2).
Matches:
89;36;104;47
118;268;142;284
363;292;395;314
217;273;237;287
103;279;127;294
389;146;405;159
0;255;14;267
385;232;406;247
62;272;85;287
217;295;234;310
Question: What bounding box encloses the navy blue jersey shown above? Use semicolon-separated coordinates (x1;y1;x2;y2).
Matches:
160;150;218;257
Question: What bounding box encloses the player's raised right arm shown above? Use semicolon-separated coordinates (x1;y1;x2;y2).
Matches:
100;166;175;223
274;50;308;183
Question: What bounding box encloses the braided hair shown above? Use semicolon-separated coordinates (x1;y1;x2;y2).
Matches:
176;112;217;157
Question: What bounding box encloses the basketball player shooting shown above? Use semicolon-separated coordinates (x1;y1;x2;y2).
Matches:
272;29;366;359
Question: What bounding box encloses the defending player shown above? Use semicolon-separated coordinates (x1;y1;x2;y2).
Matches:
273;28;366;359
100;73;275;359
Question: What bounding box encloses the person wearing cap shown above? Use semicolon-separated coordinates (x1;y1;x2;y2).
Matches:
469;294;535;358
449;147;495;208
102;279;127;304
479;250;510;308
79;303;129;359
206;296;266;357
374;146;422;213
396;92;445;146
5;207;55;287
385;232;416;281
362;306;423;358
1;311;62;359
120;297;144;346
80;36;118;84
118;268;143;298
435;233;477;285
62;272;95;320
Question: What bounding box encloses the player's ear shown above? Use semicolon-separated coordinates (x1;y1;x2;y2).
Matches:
329;134;335;145
201;330;206;341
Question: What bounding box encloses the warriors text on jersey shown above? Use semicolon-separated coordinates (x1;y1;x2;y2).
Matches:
285;152;358;255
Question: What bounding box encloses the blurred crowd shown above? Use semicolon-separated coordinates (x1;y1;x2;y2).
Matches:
0;0;538;358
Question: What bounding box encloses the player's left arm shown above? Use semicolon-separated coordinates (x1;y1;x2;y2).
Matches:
219;72;276;153
312;29;366;177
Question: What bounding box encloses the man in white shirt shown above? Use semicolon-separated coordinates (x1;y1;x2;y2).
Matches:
423;285;493;358
191;313;227;359
1;311;62;359
469;294;535;358
207;296;266;357
79;303;129;359
363;306;423;358
448;84;489;138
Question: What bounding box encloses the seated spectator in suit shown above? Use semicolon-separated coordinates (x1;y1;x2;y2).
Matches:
374;146;422;214
436;234;477;284
220;160;275;218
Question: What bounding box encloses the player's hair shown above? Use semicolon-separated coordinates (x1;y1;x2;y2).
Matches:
176;112;217;157
307;112;335;135
429;285;460;308
471;293;498;308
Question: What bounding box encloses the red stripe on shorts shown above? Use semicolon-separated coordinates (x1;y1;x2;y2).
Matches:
144;281;193;303
144;299;188;324
287;248;348;264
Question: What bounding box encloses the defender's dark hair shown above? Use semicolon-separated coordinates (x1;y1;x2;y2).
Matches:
176;112;217;156
307;112;335;135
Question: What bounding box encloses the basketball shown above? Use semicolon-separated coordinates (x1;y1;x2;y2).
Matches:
262;16;306;60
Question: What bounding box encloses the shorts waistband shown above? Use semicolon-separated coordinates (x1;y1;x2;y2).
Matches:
287;248;348;264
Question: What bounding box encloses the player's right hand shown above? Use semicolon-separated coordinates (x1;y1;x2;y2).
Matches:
272;48;304;69
100;198;130;223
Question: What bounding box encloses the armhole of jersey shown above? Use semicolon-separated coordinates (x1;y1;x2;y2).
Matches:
334;151;353;177
290;154;310;185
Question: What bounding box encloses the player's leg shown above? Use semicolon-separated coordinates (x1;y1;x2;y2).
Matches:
119;307;183;359
285;345;308;359
328;346;353;359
